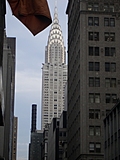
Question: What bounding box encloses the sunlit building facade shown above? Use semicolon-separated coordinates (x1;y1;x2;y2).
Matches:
41;7;67;130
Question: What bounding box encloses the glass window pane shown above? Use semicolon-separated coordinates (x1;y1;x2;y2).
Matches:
89;62;94;71
89;32;93;40
89;77;94;87
110;4;114;12
89;109;94;119
105;78;110;87
96;143;101;153
110;33;115;41
95;47;99;56
95;62;99;71
95;127;101;136
111;78;116;88
88;17;93;26
95;93;100;103
110;18;115;27
105;32;109;41
89;93;94;103
95;78;100;87
106;94;111;103
94;17;99;26
112;94;117;103
94;3;99;11
111;63;116;72
89;47;93;55
88;3;93;11
94;32;99;41
111;47;116;56
105;62;110;72
89;126;94;136
104;18;109;26
104;4;109;11
105;47;110;56
95;110;100;119
89;143;95;152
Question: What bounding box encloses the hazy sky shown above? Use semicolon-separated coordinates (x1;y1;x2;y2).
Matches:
6;0;68;159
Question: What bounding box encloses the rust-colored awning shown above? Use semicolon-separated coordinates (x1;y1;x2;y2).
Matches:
7;0;52;35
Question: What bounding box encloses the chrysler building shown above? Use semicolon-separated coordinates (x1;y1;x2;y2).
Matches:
41;6;67;129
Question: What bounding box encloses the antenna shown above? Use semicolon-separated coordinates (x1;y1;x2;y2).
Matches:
55;0;57;7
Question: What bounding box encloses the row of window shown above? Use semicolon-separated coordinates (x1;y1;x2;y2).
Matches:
89;62;116;72
89;93;117;104
89;47;116;57
89;126;101;136
89;77;116;88
89;142;101;153
88;3;115;12
88;32;115;42
88;17;115;27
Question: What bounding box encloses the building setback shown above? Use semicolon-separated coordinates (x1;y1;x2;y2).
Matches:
66;1;120;160
41;7;67;130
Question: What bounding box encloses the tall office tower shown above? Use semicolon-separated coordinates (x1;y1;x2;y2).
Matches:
3;34;16;160
41;7;67;129
29;104;43;160
12;117;18;160
31;104;37;133
66;1;120;160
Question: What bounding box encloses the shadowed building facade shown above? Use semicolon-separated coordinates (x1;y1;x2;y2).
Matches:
66;1;120;159
29;104;43;160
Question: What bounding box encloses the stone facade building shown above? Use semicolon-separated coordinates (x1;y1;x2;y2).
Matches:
66;0;120;159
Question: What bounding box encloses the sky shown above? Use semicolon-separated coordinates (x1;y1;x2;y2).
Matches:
6;0;68;160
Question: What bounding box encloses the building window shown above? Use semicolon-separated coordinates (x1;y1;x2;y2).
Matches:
88;3;93;11
89;32;99;41
89;143;101;153
88;17;99;26
106;94;117;103
104;18;109;26
105;47;116;56
89;93;100;103
104;4;109;11
88;3;99;11
89;126;101;136
104;18;115;27
95;126;101;136
89;109;100;119
96;143;101;153
95;78;100;87
105;78;116;88
89;47;99;56
104;32;115;41
89;77;94;87
89;126;94;136
104;4;114;12
106;94;111;103
105;62;116;72
89;62;100;71
89;77;100;87
89;143;95;152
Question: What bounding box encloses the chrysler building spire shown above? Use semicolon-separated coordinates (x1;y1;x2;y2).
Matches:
45;4;66;64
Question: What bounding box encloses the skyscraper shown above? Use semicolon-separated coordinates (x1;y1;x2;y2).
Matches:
29;104;43;160
66;1;120;159
41;6;67;130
